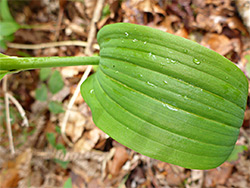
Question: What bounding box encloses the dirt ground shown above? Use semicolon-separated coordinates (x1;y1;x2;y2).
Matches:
0;0;250;187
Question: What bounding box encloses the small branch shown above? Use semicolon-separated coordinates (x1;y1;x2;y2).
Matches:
7;93;29;127
61;0;105;146
61;65;92;146
3;76;15;155
85;0;105;55
7;41;99;50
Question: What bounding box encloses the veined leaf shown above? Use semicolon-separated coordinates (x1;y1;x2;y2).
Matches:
0;0;14;21
0;72;7;80
81;23;248;170
0;21;20;36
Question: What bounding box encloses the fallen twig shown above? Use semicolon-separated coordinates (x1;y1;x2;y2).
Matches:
3;76;15;155
61;65;92;146
61;0;105;146
7;93;29;127
7;41;99;50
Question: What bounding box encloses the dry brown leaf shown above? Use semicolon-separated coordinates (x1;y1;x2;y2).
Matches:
0;150;32;188
137;0;155;13
108;146;129;176
201;33;233;55
195;14;224;33
73;127;101;152
61;110;86;142
204;162;233;187
226;16;249;35
84;0;97;19
0;168;19;188
61;66;87;78
159;15;180;34
155;163;186;186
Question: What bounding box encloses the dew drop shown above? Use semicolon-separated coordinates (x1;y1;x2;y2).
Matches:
183;49;188;53
144;41;147;44
90;89;94;94
163;80;168;84
152;55;156;60
125;32;129;37
166;104;178;111
133;39;138;42
193;58;201;65
147;81;157;88
149;52;152;57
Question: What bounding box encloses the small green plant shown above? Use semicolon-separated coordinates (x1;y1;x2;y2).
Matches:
0;23;248;170
35;68;65;114
0;0;20;49
227;144;248;162
46;132;69;169
63;178;72;188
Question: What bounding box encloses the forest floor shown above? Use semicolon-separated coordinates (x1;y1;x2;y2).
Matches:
0;0;250;187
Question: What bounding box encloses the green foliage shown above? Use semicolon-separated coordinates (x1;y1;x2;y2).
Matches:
46;132;57;147
54;159;69;169
35;68;64;114
0;23;248;170
48;70;64;94
48;101;65;114
227;145;248;162
245;55;250;78
0;0;14;21
35;83;48;101
0;0;20;49
0;72;7;80
0;22;20;36
101;4;110;19
46;132;69;169
80;23;248;170
39;68;52;81
63;178;72;188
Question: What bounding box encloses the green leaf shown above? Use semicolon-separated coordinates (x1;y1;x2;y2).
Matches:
55;144;67;155
245;54;250;62
49;101;65;114
35;83;48;101
55;125;61;134
0;39;7;49
46;132;56;148
40;68;51;81
54;159;69;169
245;55;250;78
0;21;20;36
0;0;14;21
81;23;248;170
227;145;248;162
101;4;110;19
0;72;7;80
63;178;72;188
4;34;14;42
48;70;64;94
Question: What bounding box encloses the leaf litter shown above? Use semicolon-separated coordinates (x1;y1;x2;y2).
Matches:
0;0;250;187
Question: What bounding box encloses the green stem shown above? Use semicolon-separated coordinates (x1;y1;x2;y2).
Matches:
0;56;100;71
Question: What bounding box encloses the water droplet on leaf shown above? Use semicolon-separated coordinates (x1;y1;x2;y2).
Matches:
147;81;157;88
193;58;201;65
